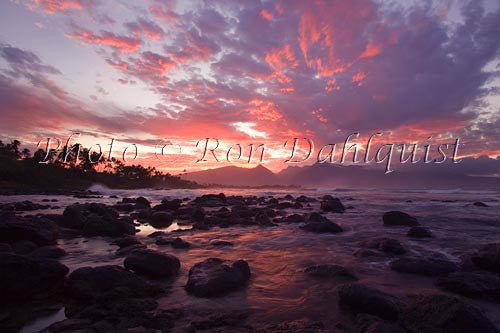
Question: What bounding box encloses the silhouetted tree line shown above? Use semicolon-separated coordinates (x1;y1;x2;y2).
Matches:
0;140;201;190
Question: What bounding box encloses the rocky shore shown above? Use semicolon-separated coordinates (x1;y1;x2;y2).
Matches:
0;190;499;332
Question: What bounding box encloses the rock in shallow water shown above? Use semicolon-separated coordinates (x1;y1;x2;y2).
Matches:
112;236;142;248
171;237;191;249
12;240;37;254
62;203;135;237
0;252;68;301
300;220;343;233
383;211;419;227
437;271;500;301
320;195;345;213
185;258;251;297
358;238;407;255
67;265;163;300
399;294;498;333
116;243;147;256
149;211;174;229
406;226;432;238
389;257;459;276
274;213;305;224
337;283;402;321
305;264;357;280
124;249;180;278
30;245;66;259
471;243;500;273
0;213;59;246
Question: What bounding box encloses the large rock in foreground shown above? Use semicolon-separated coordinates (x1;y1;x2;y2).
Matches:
0;252;68;301
68;265;163;300
124;249;180;278
0;213;59;246
337;283;402;321
437;271;500;301
471;243;500;273
390;257;459;276
400;294;498;333
185;258;251;297
383;211;419;226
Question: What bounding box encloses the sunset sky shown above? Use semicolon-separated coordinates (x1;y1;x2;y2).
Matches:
0;0;499;172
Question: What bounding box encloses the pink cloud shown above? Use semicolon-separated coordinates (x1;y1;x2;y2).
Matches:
30;0;93;14
260;9;274;21
67;28;141;53
125;18;164;40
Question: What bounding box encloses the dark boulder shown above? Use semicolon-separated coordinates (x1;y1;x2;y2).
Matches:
308;212;329;222
171;237;191;249
185;258;251;297
470;243;500;273
320;196;345;213
190;206;206;221
389;257;458;276
473;202;488;207
31;245;67;259
116;243;146;256
437;271;500;301
112;236;142;248
124;249;180;278
153;199;182;211
338;283;402;321
112;203;135;212
67;265;163;300
155;236;175;245
300;220;343;233
274;213;305;224
194;193;226;207
254;212;276;226
62;203;135;237
12;240;37;254
359;238;407;255
13;200;50;211
135;196;151;209
383;211;419;227
134;208;152;219
353;249;381;258
82;215;135;237
150;211;174;229
305;264;357;280
0;213;59;246
296;195;316;203
406;226;432;238
0;252;68;301
399;294;498;333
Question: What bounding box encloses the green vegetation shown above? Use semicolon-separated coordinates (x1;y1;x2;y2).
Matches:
0;140;201;190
